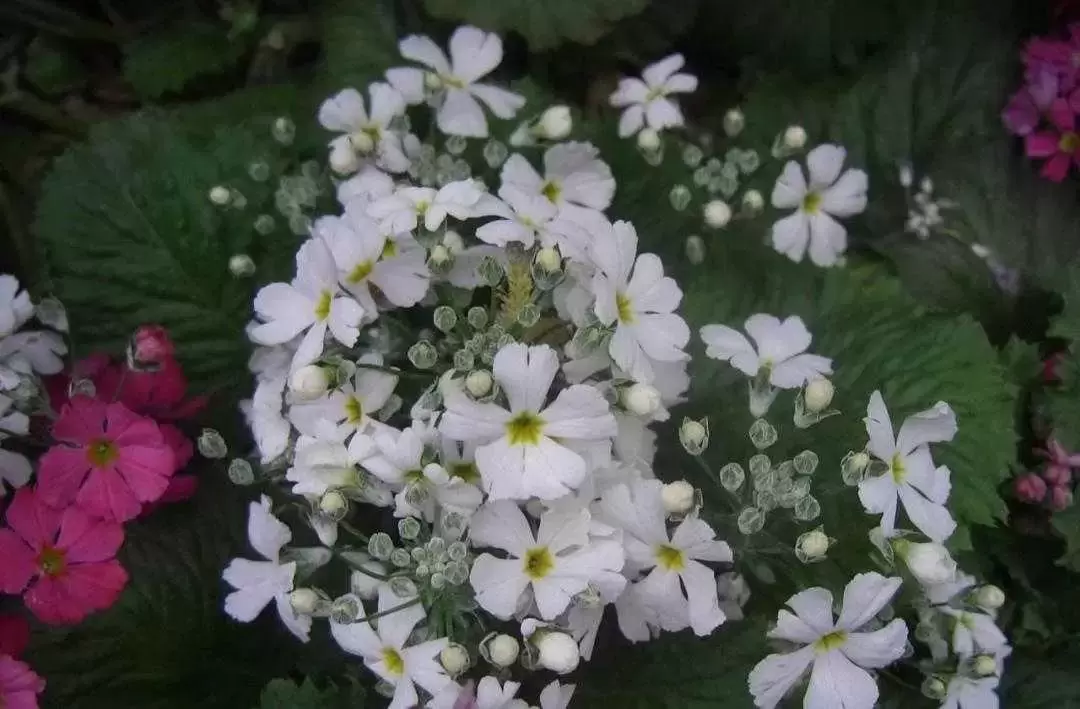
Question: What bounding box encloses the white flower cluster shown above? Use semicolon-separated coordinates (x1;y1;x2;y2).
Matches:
228;26;734;709
0;276;67;495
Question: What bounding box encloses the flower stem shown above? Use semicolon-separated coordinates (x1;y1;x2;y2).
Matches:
339;519;370;543
350;598;420;625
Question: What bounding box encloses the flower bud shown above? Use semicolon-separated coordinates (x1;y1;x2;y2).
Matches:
319;490;348;520
442;229;465;254
535;246;562;273
349;131;375;155
272;116;295;145
1014;473;1048;503
679;417;709;455
898;164;914;188
704;199;732;228
1044;464;1071;486
973;655;997;677
289;364;330;401
289;588;320;615
783;125;807;150
329;146;360;174
622;382;661;417
685;235;705;264
1050;484;1072;511
440;643;470;675
896;540;957;586
486;633;520;668
662;480;696;517
536;631;580;674
723;108;745;137
209;185;232;205
131;325;175;367
228;254;256;277
921;676;947;700
197;428;228;459
429;243;452;268
537;105;573;140
741;189;764;216
804;378;834;413
796;529;830;562
973;584;1005;611
637;128;661;152
465;369;493;398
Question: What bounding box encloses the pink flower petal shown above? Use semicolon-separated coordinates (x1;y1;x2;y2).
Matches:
0;655;45;709
37;446;93;510
74;467;143;523
55;506;124;564
1049;97;1076;132
115;445;174;504
0;615;30;658
1026;132;1060;158
50;398;108;444
1043;152;1072;181
159;424;193;471
24;560;127;625
0;530;36;594
3;488;60;549
101;402;150;440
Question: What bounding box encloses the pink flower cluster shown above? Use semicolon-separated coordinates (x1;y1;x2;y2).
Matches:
1014;438;1080;510
1003;24;1080;181
0;326;204;709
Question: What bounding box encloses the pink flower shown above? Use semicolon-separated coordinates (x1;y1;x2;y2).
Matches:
0;655;44;709
0;616;29;658
50;356;206;423
1003;71;1059;136
130;325;175;369
0;487;128;625
38;398;175;522
1039;438;1080;484
1014;473;1048;504
1025;98;1080;181
1050;484;1073;511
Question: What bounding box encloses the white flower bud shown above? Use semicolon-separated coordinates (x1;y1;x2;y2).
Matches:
783;125;807;150
537;105;573;140
703;200;732;229
349;131;375;155
439;644;470;675
535;246;562;273
289;588;319;615
487;633;520;668
796;530;830;561
319;490;348;518
970;243;991;259
429;243;452;267
228;254;256;277
289;364;330;401
920;176;934;194
622;382;661;417
723;108;745;137
741;189;764;216
536;631;580;674
329;146;360;174
897;540;957;586
898;164;914;188
209;185;231;205
637;128;661;152
679;417;709;455
973;585;1005;611
973;655;997;677
922;676;947;700
804;378;834;413
442;229;465;255
465;369;493;398
661;480;696;517
685;234;705;264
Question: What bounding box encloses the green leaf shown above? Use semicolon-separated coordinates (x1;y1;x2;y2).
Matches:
255;677;366;709
1003;646;1080;708
123;21;249;100
423;0;649;50
1052;499;1080;573
1050;264;1080;342
317;0;401;92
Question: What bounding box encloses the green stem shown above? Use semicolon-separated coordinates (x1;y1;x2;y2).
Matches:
335;550;392;580
338;519;370;543
348;598;420;625
353;361;433;381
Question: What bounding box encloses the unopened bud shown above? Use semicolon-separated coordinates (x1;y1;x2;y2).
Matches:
921;676;947;700
661;480;696;517
209;185;232;205
465;369;493;398
973;585;1005;611
685;235;705;264
229;254;256;277
741;189;764;216
622;382;661;417
536;105;573;140
535;631;580;674
535;246;562;273
429;243;452;268
272;117;296;145
783;125;807;150
973;655;997;677
898;164;914;188
723;108;745;137
131;324;174;367
704;199;732;229
289;364;330;401
440;643;470;675
895;540;957;586
289;588;320;615
796;529;830;562
804;378;834;413
319;490;348;519
349;131;375;155
329;146;360;174
442;229;465;254
679;417;709;455
197;428;228;459
637;128;661;152
486;633;520;668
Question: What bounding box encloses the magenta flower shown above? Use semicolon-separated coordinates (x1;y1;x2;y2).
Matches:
1014;473;1048;504
1039;438;1080;484
1003;71;1059;136
0;487;128;625
1024;98;1080;181
38;398;175;522
0;655;44;709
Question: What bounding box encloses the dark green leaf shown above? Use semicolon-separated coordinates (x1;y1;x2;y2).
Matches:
317;0;401;93
1051;501;1080;573
123;21;249;100
255;677;366;709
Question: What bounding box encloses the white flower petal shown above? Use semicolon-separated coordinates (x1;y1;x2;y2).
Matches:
318;88;367;132
439;391;511;442
699;324;759;375
501;153;544;194
617;105;646;137
771;161;808;209
902;450;950;503
275;593;312;641
682;559;726;635
476;218;536;248
664;72;698;93
770;211;811;262
385;67;425;104
437;89;489;138
495;343;560;413
805;650;879;709
770;609;823;644
610;77;649;107
805;144;847;190
858;474;900;536
469;83;526;119
248;495;291;561
864;391;897;460
841;618;908;668
449;26;503;82
896;401;957;454
470;554;530;618
542;384;617;440
399;34;451;74
645;98;683;131
769;353;833;389
670;518;731;562
897;482;956;543
820;169;868;217
642;53;685;87
748;646;816;709
470;500;537;555
836;572;902;631
785;586;836;634
807;212;848;267
744;314;811;364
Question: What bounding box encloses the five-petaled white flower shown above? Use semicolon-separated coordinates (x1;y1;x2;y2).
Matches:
249;238;365;372
500;143;615;232
942;675;1000;709
859;391;958;543
609;53;697;138
699;314;833;388
469;501;624;621
223;496;312;642
319;83;410;175
939;608;1009;660
770;143;868;267
336;165;394;208
439;343;617;500
474;186;589;261
289;352;398;438
367;180;485;234
0;275;32;338
596;479;733;636
748;572;909;709
590;220;690;383
331;586;452;709
386;26;525;138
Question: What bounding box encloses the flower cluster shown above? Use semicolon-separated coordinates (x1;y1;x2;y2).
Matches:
230;25;747;709
1003;23;1080;181
1014;437;1080;510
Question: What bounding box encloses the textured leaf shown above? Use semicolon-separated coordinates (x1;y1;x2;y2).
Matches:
123;21;249;99
1051;505;1080;573
1050;265;1080;342
1002;646;1080;708
317;0;401;92
256;677;366;709
423;0;649;50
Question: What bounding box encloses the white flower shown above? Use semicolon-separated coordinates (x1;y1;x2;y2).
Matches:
859;391;958;542
609;53;697;138
367;180;485;234
897;540;957;587
249;238;365;371
597;479;732;636
244;345;293;463
474;186;589;262
590;220;690;383
770;143;868;267
386;26;525;138
468;501;624;620
0;394;30;495
337;165;395;207
940;608;1009;659
0;330;67;375
331;586;452;709
942;675;1000;709
0;276;32;337
748;572;909;709
289;353;398;438
500;143;615;231
319;84;410;175
223;496;312;642
700;314;833;389
439;343;617;500
428;676;529;709
316;208;430;313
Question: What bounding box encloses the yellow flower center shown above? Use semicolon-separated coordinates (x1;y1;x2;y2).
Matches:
87;439;119;467
616;292;635;324
441;74;466;90
382;647;405;676
815;630;848;652
802;191;823;214
347;260;374;284
344;395;364;424
890;453;906;483
37;545;67;577
506;411;544;446
645;86;666;101
449;461;480;484
655;544;685;572
381;239;398;259
523;546;554;580
1060;131;1080;153
541;180;562;203
314;290;333;321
